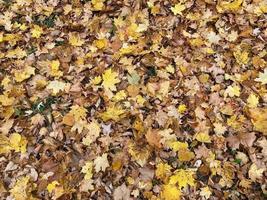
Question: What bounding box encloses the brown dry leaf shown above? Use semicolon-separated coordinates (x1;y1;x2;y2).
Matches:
113;184;131;200
0;119;14;135
62;113;75;126
226;132;256;149
146;129;162;148
31;114;45;126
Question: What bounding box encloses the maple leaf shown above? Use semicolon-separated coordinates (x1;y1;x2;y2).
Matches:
226;132;256;149
0;133;28;154
247;94;259;108
91;75;102;85
14;66;35;82
100;106;125;121
92;0;105;11
102;68;120;91
206;31;221;44
82;121;101;146
69;33;84;47
93;38;108;49
200;186;212;199
161;184;181;200
0;119;14;135
169;141;188;152
47;181;59;193
233;49;249;65
69;105;87;121
10;176;34;200
112;90;127;102
81;161;93;180
49;60;63;77
0;92;15;106
169;169;195;189
71;120;88;134
248;108;267;135
47;80;66;95
171;3;186;16
128;141;151;167
178;104;187;114
146;129;162;148
195;132;211;143
178;148;195;162
155;162;172;180
248;163;264;181
31;25;43;38
224;85;240;97
217;0;243;13
6;47;27;59
62;113;75;126
113;184;131;200
213;122;227;135
94;153;109;173
255;68;267;85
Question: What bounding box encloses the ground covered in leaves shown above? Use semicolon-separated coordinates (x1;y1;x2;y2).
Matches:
0;0;267;199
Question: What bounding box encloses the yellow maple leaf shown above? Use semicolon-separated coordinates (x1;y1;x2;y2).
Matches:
82;121;101;146
47;181;59;193
155;162;172;180
0;92;15;106
224;85;240;97
161;184;181;200
14;66;35;82
248;163;264;181
9;133;28;153
93;38;108;49
213;122;227;135
31;25;43;38
128;141;150;167
112;90;127;102
10;176;32;200
168;141;188;152
233;50;249;65
135;95;146;106
69;105;87;121
177;104;187;114
46;80;66;95
102;68;120;91
69;33;84;47
200;186;212;199
91;75;102;85
50;60;63;77
171;3;186;15
6;47;27;59
94;153;109;173
0;133;27;154
195;132;211;143
100;106;125;121
217;0;243;13
248;108;267;135
169;169;195;189
81;161;93;180
255;68;267;85
0;134;12;154
247;94;259;108
92;0;105;11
